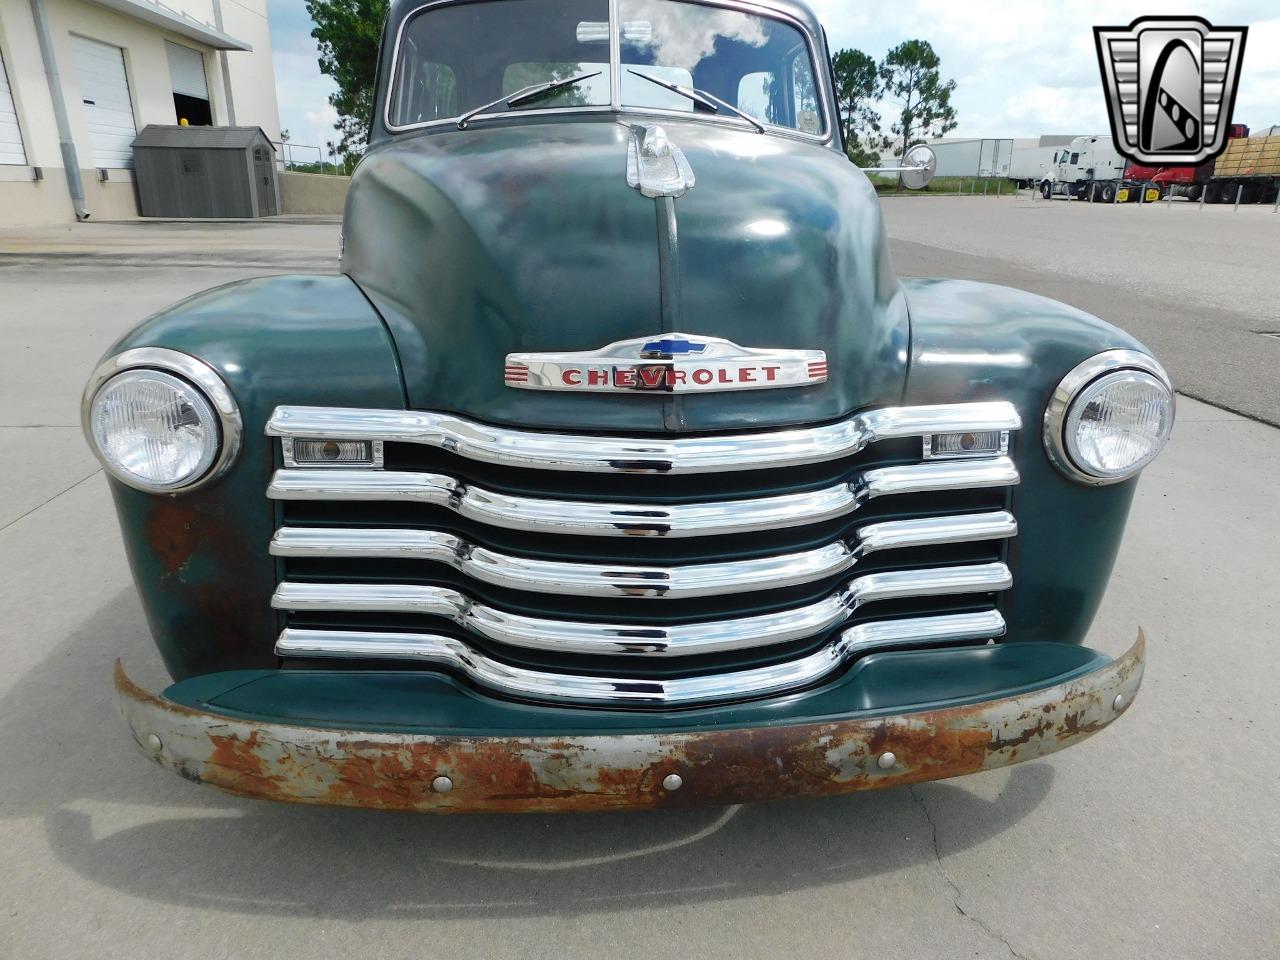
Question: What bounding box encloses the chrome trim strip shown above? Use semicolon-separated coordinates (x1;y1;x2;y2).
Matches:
82;347;243;493
270;513;1016;599
1042;350;1174;487
274;610;1007;706
273;562;1013;657
267;457;1020;538
266;402;1022;474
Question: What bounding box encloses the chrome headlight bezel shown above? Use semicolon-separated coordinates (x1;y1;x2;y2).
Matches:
1043;349;1174;486
82;348;242;493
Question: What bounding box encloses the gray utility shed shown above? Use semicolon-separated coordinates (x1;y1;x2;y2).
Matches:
133;126;280;218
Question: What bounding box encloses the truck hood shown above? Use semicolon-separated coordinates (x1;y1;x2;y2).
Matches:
341;117;908;432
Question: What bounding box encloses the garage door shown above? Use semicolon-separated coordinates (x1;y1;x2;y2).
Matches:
70;35;137;168
0;48;26;165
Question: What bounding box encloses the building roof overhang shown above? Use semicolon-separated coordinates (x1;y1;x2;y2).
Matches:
85;0;252;51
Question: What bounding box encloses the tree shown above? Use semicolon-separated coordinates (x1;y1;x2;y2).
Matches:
878;40;957;160
305;0;389;156
830;48;884;166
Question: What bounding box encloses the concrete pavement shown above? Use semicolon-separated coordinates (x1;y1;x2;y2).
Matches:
884;195;1280;426
0;215;1276;960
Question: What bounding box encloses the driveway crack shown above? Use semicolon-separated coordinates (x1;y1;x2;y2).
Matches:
0;468;103;535
909;784;1033;960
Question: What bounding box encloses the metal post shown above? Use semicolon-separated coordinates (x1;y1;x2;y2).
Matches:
1166;187;1172;208
211;0;237;124
956;180;961;195
30;0;89;220
1200;187;1206;210
1234;184;1243;210
1272;189;1278;213
983;179;988;196
1139;184;1146;206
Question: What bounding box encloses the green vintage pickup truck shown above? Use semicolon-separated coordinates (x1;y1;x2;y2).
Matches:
85;0;1170;812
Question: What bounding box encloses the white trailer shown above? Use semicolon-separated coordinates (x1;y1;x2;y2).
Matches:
1009;142;1059;186
925;138;1013;178
1038;135;1126;200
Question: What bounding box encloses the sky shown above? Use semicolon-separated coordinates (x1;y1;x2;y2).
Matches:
267;0;1279;156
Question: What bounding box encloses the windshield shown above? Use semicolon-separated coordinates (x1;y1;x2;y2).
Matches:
389;0;612;129
387;0;824;136
618;0;822;134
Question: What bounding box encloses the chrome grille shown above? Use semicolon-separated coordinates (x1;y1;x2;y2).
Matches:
266;402;1021;707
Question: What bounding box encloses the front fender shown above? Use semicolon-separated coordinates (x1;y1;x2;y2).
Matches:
901;278;1155;647
95;275;405;679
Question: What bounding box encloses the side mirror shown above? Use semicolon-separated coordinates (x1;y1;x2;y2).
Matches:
858;144;937;190
899;145;937;190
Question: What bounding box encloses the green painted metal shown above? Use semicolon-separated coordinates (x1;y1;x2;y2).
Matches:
100;276;405;679
899;278;1150;647
162;640;1110;735
343;116;908;431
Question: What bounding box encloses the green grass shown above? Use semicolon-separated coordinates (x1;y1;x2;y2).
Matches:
871;176;1024;196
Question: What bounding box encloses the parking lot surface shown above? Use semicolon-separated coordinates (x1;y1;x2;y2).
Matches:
1;209;1276;960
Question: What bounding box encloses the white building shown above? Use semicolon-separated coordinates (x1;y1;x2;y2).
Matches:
0;0;281;224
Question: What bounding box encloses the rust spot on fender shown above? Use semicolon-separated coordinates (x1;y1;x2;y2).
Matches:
145;501;199;576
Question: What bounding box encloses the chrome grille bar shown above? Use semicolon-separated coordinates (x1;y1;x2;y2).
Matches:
274;610;1007;706
270;512;1016;599
273;562;1013;657
266;402;1021;474
267;457;1019;538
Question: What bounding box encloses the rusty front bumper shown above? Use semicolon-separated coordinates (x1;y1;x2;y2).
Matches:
115;632;1144;813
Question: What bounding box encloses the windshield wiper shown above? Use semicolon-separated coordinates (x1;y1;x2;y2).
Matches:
456;70;602;129
626;69;766;134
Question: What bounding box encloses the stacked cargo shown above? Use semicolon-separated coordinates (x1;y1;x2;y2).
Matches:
1206;134;1280;203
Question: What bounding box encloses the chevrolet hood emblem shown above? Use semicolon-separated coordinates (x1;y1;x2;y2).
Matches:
505;334;827;393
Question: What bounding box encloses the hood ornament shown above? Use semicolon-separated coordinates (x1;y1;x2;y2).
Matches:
626;125;695;198
506;333;826;394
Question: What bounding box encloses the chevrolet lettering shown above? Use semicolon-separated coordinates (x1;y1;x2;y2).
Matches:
506;334;828;392
87;0;1171;813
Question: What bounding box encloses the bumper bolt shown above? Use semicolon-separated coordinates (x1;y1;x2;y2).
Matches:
144;733;163;754
1113;694;1126;711
662;773;683;791
432;775;454;793
877;751;897;770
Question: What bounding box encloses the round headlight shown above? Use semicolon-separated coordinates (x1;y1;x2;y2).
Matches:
1044;350;1174;486
83;349;241;494
1066;371;1172;479
90;370;219;490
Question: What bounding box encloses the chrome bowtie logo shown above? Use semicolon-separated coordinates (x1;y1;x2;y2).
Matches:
1095;16;1248;165
505;333;827;394
641;336;707;357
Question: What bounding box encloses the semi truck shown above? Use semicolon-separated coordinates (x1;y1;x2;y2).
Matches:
1037;135;1126;200
1115;125;1250;203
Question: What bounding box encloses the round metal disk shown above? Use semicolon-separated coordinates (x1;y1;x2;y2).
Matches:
662;773;683;791
432;775;454;793
877;751;897;770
